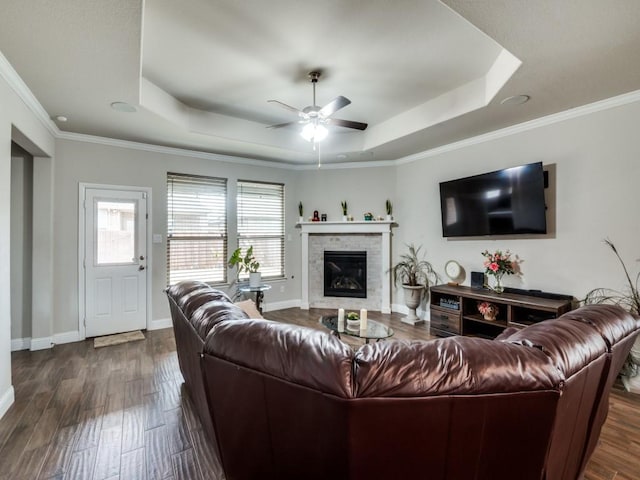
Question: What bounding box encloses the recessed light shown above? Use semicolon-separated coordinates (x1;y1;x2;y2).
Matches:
54;115;68;122
500;95;530;106
110;101;137;113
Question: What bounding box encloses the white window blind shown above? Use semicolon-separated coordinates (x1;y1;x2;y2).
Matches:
167;172;227;285
237;181;285;279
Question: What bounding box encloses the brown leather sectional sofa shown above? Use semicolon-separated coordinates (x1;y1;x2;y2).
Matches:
166;280;640;480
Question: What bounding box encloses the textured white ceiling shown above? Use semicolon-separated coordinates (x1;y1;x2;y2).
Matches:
1;0;639;165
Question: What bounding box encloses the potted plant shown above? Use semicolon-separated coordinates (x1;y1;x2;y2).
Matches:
584;239;640;391
228;246;261;287
341;201;348;221
298;201;304;223
385;199;393;221
391;243;440;325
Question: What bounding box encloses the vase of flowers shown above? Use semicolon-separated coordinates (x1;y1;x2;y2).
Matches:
481;249;515;293
478;301;498;321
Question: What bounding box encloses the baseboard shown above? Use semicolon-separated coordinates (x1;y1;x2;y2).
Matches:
11;337;31;351
30;336;53;351
148;318;173;331
264;299;301;312
53;330;83;345
0;386;15;420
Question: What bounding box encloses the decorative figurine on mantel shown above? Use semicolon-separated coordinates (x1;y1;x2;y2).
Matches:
312;210;320;222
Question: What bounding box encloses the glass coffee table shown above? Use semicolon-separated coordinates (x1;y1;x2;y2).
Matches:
320;315;394;344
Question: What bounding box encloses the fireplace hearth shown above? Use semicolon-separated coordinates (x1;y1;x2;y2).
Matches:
324;250;367;298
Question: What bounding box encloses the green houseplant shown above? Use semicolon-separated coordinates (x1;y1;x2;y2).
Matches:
298;201;304;223
385;199;393;220
391;243;440;325
341;201;348;221
584;239;640;390
228;246;261;287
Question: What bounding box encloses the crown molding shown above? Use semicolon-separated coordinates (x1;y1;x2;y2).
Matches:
3;47;640;170
395;89;640;165
44;87;640;171
295;159;397;170
0;50;59;137
55;131;297;170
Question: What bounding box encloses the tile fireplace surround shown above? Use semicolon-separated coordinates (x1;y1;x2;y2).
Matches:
298;221;395;313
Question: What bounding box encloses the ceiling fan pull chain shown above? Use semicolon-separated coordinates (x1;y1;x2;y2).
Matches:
317;142;322;168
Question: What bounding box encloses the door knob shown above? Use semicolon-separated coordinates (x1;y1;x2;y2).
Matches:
138;265;145;271
139;255;145;260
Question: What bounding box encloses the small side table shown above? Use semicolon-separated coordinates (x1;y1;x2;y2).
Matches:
237;284;272;313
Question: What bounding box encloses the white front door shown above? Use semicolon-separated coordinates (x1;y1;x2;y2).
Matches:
84;187;148;337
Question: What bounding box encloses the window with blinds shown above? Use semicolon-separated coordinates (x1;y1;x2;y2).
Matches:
167;172;227;285
237;181;285;279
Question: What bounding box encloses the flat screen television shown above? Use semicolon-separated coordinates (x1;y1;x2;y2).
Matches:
439;162;547;237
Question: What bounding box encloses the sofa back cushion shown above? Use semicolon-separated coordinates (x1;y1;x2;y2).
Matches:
355;336;563;397
190;301;249;339
205;319;355;398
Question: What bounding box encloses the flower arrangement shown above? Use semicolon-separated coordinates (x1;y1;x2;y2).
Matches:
477;301;498;320
481;249;515;293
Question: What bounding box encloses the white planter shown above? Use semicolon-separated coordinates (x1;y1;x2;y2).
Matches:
386;215;393;221
249;272;262;287
342;215;348;222
401;284;424;325
298;216;304;223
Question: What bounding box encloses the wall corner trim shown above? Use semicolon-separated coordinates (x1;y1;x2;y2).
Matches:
0;386;15;420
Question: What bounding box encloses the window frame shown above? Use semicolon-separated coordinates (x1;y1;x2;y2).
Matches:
166;172;228;286
236;179;286;281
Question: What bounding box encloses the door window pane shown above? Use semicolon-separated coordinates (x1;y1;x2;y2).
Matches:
96;200;136;265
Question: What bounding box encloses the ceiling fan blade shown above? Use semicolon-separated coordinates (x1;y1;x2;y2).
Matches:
319;96;351;117
327;118;368;131
266;122;297;129
267;100;307;118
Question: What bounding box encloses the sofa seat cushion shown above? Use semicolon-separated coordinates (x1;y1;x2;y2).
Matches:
205;319;355;398
354;336;563;397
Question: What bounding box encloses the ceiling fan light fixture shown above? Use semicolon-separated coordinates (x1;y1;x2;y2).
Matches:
300;123;328;142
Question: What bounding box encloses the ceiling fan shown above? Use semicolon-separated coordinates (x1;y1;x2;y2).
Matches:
268;71;368;143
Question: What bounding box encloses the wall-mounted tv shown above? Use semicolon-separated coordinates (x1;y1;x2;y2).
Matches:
439;162;547;237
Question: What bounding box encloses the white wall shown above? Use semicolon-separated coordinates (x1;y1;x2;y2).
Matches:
295;165;396;221
10;143;33;341
394;100;640;305
53;140;303;334
0;67;55;419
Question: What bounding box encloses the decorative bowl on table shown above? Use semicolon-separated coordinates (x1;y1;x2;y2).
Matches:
346;312;360;331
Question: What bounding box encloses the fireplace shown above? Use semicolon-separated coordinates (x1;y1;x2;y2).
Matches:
324;251;367;298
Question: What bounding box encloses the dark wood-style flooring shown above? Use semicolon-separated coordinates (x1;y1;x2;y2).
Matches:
0;308;639;479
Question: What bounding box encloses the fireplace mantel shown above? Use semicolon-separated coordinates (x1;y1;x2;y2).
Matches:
297;221;396;313
297;220;395;235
